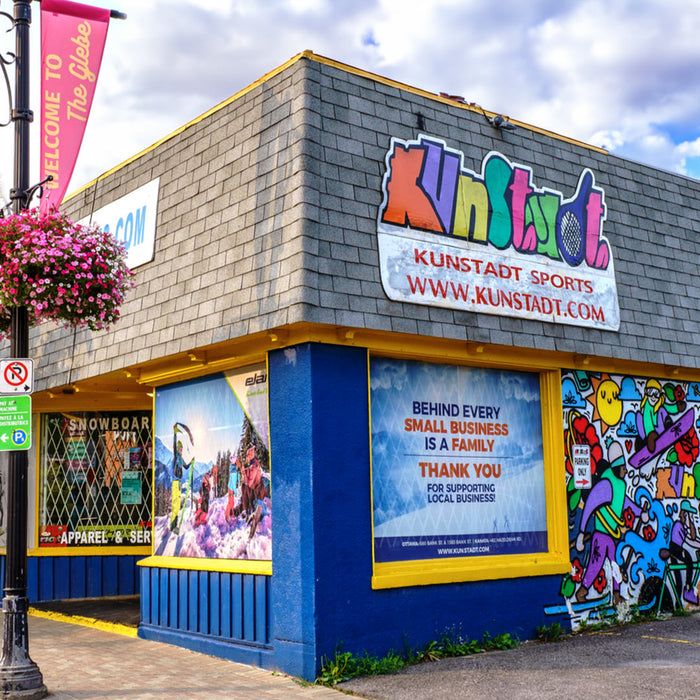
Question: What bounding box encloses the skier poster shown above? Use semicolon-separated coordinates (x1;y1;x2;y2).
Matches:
370;358;548;563
153;364;270;560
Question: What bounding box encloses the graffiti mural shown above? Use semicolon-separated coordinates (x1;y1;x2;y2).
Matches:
548;371;700;627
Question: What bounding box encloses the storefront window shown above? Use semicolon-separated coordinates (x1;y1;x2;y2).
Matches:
38;411;152;548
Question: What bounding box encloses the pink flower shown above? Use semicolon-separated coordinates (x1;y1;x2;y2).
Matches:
0;207;134;340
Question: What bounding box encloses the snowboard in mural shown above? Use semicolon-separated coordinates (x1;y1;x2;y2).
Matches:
153;365;271;560
550;371;700;628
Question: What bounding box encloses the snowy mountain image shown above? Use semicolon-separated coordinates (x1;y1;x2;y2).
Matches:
153;435;271;561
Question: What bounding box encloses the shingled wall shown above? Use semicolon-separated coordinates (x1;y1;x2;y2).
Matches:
298;57;700;366
28;52;700;391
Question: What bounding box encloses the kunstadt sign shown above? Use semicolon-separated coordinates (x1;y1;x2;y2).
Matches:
377;135;619;331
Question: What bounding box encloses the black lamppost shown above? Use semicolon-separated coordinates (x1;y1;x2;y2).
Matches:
0;2;46;696
0;2;123;697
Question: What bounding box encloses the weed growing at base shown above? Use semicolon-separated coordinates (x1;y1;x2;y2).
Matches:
535;621;565;643
317;631;518;686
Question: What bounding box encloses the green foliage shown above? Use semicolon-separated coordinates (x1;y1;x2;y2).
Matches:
576;602;672;634
0;208;134;339
576;617;612;633
535;622;565;643
317;630;519;686
480;631;519;651
629;607;660;624
317;649;404;685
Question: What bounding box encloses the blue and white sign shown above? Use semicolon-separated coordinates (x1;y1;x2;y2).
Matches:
80;178;159;269
370;358;548;563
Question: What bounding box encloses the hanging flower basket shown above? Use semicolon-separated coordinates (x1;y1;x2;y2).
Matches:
0;208;134;340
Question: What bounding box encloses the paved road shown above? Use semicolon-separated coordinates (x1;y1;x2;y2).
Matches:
340;613;700;700
15;609;700;699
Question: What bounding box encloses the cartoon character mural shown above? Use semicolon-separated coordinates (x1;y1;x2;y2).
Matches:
549;371;700;627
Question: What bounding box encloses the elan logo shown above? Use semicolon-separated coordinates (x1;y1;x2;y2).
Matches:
245;372;267;386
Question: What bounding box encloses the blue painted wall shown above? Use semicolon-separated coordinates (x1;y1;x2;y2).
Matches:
138;565;271;667
0;554;143;602
20;343;567;681
269;343;567;680
268;343;319;679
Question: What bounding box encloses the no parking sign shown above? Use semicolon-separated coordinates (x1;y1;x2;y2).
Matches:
0;358;33;394
0;359;33;450
573;444;592;489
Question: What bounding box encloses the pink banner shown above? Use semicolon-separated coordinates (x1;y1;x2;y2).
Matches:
40;0;110;213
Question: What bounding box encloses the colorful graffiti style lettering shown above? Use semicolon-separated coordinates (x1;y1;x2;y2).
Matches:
376;135;620;331
549;371;700;629
379;135;611;270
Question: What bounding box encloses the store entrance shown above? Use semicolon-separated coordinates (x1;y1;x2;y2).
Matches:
31;595;141;629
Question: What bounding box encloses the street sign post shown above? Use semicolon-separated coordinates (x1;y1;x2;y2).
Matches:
0;358;34;394
0;394;31;451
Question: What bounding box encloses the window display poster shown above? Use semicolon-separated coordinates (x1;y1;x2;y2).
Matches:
370;358;548;563
153;364;270;561
121;471;142;505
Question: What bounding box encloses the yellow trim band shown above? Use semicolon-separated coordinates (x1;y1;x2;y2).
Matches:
105;322;700;395
137;555;271;576
31;324;700;407
64;50;312;204
373;551;570;589
306;51;607;154
370;364;570;589
28;547;151;557
64;50;607;207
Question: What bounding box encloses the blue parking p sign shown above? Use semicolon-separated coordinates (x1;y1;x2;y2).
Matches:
0;396;31;451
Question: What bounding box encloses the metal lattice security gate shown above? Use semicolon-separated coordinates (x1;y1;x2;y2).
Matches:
38;411;152;548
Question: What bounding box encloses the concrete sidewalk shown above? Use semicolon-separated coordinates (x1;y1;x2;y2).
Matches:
22;613;345;700
18;609;700;699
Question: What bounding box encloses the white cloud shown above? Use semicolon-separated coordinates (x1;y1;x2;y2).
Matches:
1;0;698;205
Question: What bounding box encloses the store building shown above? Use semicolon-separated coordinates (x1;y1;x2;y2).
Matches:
2;51;700;680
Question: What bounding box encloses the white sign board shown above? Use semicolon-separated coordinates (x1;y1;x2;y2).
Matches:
573;444;592;489
0;358;33;394
377;136;620;331
378;229;620;330
80;178;159;269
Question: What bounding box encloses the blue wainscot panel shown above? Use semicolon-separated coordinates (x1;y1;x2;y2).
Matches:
0;554;143;602
138;565;272;669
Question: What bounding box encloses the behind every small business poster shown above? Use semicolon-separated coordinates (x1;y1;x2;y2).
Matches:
371;357;548;563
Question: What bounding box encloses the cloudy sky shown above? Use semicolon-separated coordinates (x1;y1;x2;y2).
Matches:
0;0;698;202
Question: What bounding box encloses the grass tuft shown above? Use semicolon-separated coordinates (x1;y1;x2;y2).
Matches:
317;631;519;686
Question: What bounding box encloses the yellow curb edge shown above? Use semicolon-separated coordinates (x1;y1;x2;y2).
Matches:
28;607;139;638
